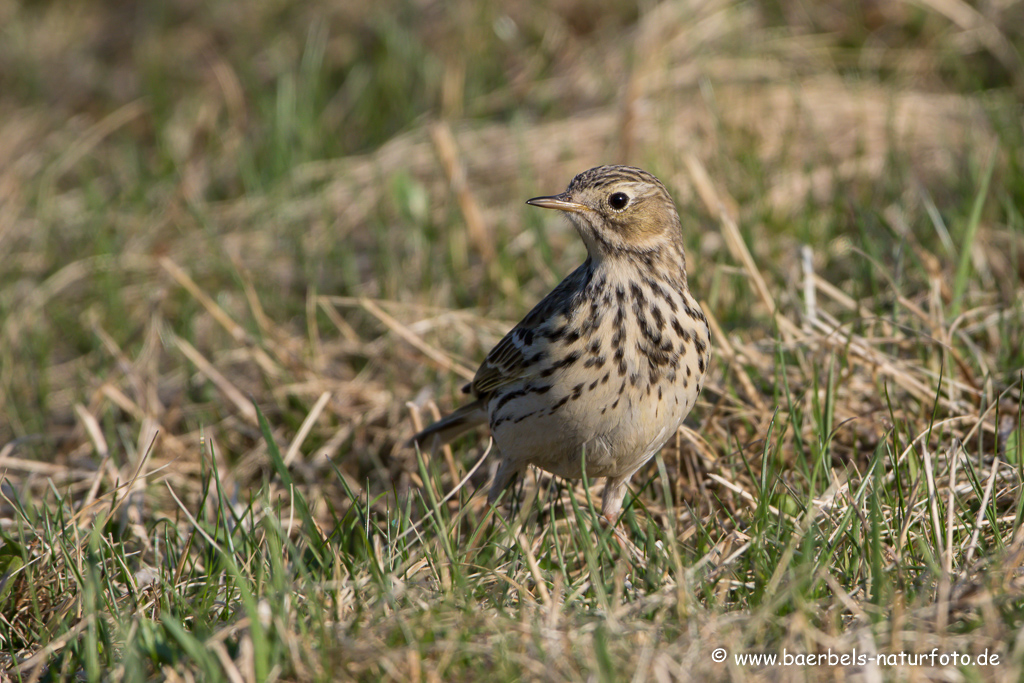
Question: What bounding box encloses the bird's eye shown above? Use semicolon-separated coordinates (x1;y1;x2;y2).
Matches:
608;192;629;210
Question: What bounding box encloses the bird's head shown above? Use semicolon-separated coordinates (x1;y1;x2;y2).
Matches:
526;165;685;261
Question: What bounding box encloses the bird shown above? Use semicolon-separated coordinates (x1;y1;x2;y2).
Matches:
410;165;710;520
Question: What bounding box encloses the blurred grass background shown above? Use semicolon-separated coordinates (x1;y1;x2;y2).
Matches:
2;0;1024;680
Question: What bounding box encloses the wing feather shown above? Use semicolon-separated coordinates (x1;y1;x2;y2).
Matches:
471;330;538;396
468;262;592;399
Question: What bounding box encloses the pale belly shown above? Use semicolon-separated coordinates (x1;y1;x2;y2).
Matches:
487;365;699;481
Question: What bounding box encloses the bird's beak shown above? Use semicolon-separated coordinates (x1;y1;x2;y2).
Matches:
526;193;588;214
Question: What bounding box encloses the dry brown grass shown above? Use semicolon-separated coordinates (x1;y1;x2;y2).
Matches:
1;0;1023;680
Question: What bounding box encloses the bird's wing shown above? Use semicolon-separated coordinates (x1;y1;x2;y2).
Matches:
469;326;544;396
467;263;589;398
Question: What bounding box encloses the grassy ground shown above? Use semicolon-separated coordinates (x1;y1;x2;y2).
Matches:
2;0;1024;680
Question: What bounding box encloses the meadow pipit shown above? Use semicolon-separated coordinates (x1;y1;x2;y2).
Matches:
411;165;711;519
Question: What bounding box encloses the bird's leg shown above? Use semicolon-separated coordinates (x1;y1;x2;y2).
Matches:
598;477;643;559
600;477;628;520
487;461;521;509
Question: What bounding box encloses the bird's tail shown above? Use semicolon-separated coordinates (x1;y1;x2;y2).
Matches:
407;400;488;450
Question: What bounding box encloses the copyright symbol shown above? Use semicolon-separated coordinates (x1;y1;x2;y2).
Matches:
712;648;727;663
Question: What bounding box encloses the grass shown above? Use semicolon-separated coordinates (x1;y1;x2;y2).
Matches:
2;0;1024;680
